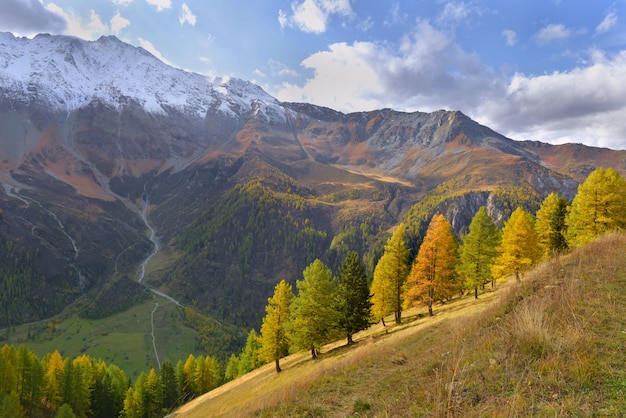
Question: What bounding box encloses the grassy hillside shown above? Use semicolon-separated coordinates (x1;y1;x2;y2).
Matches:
174;232;626;417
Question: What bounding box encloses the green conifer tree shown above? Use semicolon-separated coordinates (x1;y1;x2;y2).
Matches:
458;207;501;298
289;260;339;359
535;192;569;258
336;251;373;345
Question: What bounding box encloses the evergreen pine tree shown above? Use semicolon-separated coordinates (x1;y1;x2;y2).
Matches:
289;259;339;359
336;251;373;345
535;192;569;258
458;207;501;298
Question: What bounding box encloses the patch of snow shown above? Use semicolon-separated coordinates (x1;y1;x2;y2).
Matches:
0;32;292;124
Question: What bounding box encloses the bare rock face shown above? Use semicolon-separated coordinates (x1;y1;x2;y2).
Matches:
1;33;625;328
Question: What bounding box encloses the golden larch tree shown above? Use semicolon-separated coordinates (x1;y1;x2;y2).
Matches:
405;214;459;316
259;280;294;373
371;223;409;325
566;167;626;247
492;207;540;282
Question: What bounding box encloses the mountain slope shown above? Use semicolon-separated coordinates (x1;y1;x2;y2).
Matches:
175;232;626;417
0;32;625;331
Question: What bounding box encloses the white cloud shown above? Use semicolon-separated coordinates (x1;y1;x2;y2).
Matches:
357;16;374;31
112;0;133;5
46;4;108;40
179;3;196;26
137;37;173;66
475;49;626;149
277;21;498;113
438;2;471;26
0;0;67;36
278;9;288;28
278;41;384;111
292;0;327;33
269;59;298;77
111;12;130;34
146;0;171;12
502;29;517;46
596;12;617;34
535;23;572;44
384;3;407;26
280;0;353;33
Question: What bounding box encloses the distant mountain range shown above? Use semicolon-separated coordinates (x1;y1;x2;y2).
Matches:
1;32;625;329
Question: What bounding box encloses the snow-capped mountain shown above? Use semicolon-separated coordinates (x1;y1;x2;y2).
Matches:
0;32;287;122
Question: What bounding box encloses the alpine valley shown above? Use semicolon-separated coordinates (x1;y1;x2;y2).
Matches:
1;32;625;350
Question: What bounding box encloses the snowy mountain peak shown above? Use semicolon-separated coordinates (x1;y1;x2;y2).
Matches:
0;32;287;122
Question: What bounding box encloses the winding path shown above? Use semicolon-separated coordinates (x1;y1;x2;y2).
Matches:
134;188;183;369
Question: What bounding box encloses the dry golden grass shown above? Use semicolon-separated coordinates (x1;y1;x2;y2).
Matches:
174;232;626;417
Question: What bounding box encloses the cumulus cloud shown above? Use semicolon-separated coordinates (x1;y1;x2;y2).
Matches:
596;12;617;33
0;0;67;36
277;20;499;112
137;37;173;66
179;3;197;26
502;29;517;46
46;4;132;40
268;59;298;77
278;0;353;33
46;4;109;40
111;11;130;34
437;2;471;27
112;0;133;5
146;0;171;12
478;50;626;149
535;23;572;44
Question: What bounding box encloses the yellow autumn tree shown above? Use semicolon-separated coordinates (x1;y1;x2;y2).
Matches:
492;207;540;282
405;214;459;316
371;223;409;325
535;192;568;259
259;280;294;373
566;167;626;247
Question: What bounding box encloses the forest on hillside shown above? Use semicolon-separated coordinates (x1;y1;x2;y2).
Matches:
1;167;625;417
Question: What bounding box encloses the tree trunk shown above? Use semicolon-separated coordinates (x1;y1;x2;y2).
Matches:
381;317;386;327
274;359;281;373
395;310;402;325
347;334;354;345
474;287;478;299
515;270;521;283
311;347;317;359
428;303;433;317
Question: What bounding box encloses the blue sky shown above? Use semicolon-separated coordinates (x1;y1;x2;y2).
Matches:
1;0;626;149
